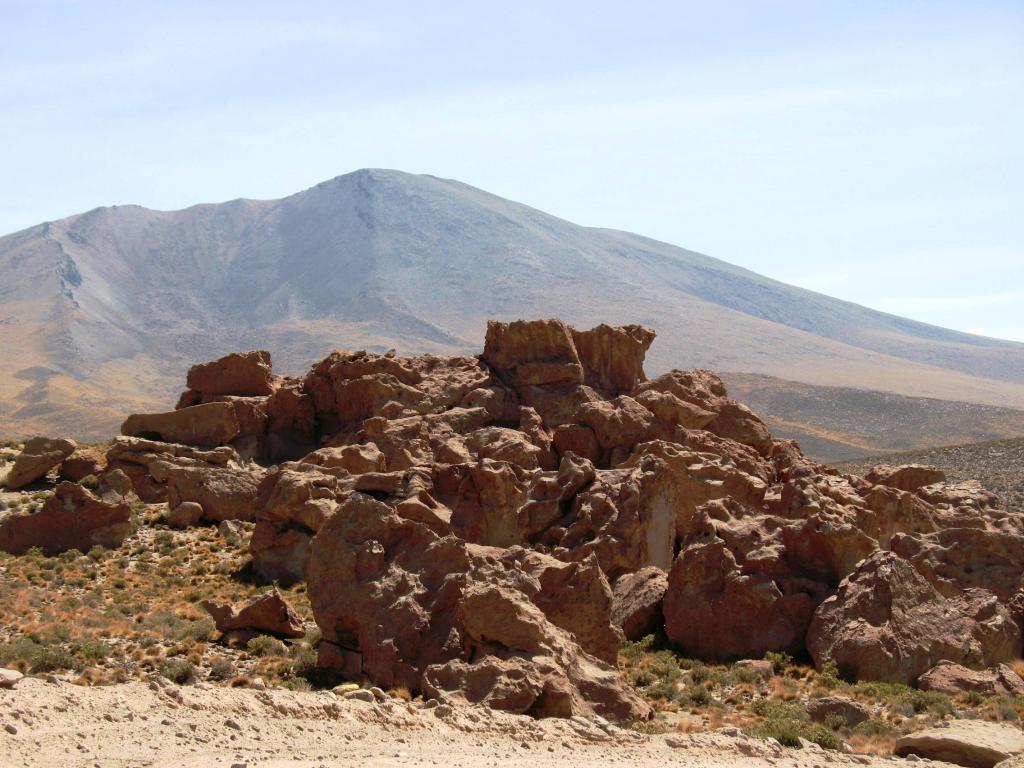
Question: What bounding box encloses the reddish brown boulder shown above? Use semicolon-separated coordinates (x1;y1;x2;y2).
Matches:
704;401;773;456
805;697;871;726
0;482;133;555
121;402;241;447
891;527;1024;601
159;463;263;523
301;443;387;474
250;465;351;584
482;319;583;388
918;660;1024;697
105;436;241;503
866;464;946;492
570;323;655;396
611;567;668;640
186;350;276;396
59;444;107;482
807;551;1020;684
201;589;304;639
307;493;647;722
1;437;76;489
664;538;815;660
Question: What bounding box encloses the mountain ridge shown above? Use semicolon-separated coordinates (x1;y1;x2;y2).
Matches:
2;168;1024;442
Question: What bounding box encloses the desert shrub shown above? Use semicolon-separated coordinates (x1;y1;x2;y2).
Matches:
620;634;657;662
751;697;839;749
208;657;236;680
28;644;77;672
994;696;1020;721
280;676;312;691
733;665;763;685
73;639;109;662
247;635;287;657
160;658;195;684
184;617;216;642
764;651;792;673
688;662;709;684
79;474;100;490
895;690;952;716
685;683;711;707
853;718;897;737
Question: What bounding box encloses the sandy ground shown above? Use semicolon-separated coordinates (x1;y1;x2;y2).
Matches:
0;677;946;768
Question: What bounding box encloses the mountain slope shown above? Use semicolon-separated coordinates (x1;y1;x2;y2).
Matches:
2;168;1024;440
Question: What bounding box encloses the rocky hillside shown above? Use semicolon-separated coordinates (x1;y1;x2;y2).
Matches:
3;169;1024;442
3;319;1024;747
835;437;1024;514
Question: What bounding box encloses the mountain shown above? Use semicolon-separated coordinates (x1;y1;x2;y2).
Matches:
2;168;1024;444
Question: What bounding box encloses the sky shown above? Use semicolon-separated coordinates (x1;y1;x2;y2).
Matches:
2;1;1022;341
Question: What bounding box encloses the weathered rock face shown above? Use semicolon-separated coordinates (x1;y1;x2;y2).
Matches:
664;537;817;661
805;696;870;727
866;463;946;492
1;437;76;489
611;567;668;640
307;493;647;722
161;463;263;523
105;436;245;504
0;482;133;555
202;589;304;639
185;350;277;397
807;552;1021;685
122;402;243;448
895;721;1024;768
918;660;1024;697
90;317;1024;715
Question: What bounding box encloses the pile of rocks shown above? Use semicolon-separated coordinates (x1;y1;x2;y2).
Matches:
4;318;1023;723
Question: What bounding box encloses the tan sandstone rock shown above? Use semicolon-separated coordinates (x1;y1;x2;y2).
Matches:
895;721;1024;768
1;436;76;489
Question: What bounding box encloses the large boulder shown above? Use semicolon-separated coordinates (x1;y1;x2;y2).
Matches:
807;551;1020;684
570;323;655;396
158;463;262;523
307;493;647;722
201;590;304;639
664;537;815;660
895;721;1024;768
0;482;133;555
186;350;276;396
121;402;241;447
866;463;946;492
611;567;668;640
1;437;76;489
918;660;1024;696
250;465;351;584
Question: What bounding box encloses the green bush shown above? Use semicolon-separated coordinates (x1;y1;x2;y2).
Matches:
764;651;792;673
247;635;287;657
160;658;195;684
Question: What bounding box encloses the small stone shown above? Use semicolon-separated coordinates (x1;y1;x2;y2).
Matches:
343;689;376;703
224;719;242;731
4;724;16;735
0;669;23;689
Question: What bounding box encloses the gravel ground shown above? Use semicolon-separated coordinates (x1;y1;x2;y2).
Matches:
0;677;936;768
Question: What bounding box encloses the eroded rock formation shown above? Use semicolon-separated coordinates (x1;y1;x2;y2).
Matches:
96;318;1024;719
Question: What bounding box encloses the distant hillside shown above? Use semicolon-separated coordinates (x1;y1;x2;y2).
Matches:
723;373;1024;461
2;168;1024;440
834;438;1024;514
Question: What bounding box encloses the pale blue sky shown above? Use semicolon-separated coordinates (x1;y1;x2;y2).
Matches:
2;1;1022;340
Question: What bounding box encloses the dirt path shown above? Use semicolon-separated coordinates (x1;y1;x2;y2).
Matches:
0;677;941;768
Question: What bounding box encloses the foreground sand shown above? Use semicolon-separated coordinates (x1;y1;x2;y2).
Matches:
0;677;945;768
